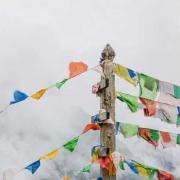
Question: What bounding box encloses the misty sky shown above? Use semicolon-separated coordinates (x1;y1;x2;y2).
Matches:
0;0;180;179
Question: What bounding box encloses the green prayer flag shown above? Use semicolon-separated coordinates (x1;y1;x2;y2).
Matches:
177;115;180;126
55;79;68;89
80;164;92;173
149;129;160;142
177;134;180;145
117;92;139;112
119;161;125;170
63;136;79;152
138;73;159;101
120;123;139;138
174;85;180;98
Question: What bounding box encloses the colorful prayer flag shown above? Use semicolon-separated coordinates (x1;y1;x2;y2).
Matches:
79;164;92;173
157;170;174;180
39;149;59;160
138;73;159;101
62;176;70;180
69;62;88;79
119;161;125;170
114;64;138;86
177;134;180;145
120;123;139;138
63;136;79;152
31;88;47;100
10;90;28;105
125;161;139;174
55;79;68;89
138;128;159;147
25;160;40;174
82;123;101;134
116;92;139;112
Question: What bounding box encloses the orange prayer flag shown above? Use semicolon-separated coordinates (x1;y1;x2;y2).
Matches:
31;88;47;100
82;123;101;134
69;62;88;79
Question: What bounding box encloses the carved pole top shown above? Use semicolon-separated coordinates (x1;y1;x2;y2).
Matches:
101;44;115;62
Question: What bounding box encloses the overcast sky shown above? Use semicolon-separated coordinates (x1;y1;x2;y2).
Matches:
0;0;180;179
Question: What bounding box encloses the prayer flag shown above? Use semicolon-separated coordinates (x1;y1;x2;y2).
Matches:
10;90;28;105
138;128;159;147
63;136;79;152
80;164;92;173
140;97;157;116
174;85;180;98
114;64;138;86
31;88;47;100
125;161;139;174
138;73;159;101
39;149;59;160
157;170;174;180
177;134;180;145
119;161;125;170
160;132;177;148
25;160;40;174
69;62;88;78
55;79;68;89
117;92;139;112
133;161;156;178
82;123;100;134
62;176;70;180
120;123;139;138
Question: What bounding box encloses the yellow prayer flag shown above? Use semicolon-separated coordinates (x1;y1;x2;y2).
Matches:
62;176;70;180
136;166;148;177
115;64;137;86
31;88;47;100
39;149;59;160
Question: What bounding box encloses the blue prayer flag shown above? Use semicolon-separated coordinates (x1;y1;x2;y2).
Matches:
125;161;139;174
97;177;103;180
25;160;40;174
10;90;28;105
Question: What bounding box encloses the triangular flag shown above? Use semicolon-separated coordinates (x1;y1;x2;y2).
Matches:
63;136;79;152
82;123;101;134
55;79;68;89
69;62;88;78
79;164;92;173
25;160;40;174
10;90;28;105
31;88;47;100
39;149;59;160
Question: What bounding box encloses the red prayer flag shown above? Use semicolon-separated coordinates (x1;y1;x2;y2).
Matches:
140;98;157;116
69;62;88;78
82;123;101;134
158;170;174;180
160;131;171;143
138;128;159;147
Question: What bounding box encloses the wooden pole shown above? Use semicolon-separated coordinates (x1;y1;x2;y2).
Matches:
100;44;116;180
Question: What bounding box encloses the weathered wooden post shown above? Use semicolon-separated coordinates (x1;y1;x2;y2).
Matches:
100;44;116;180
